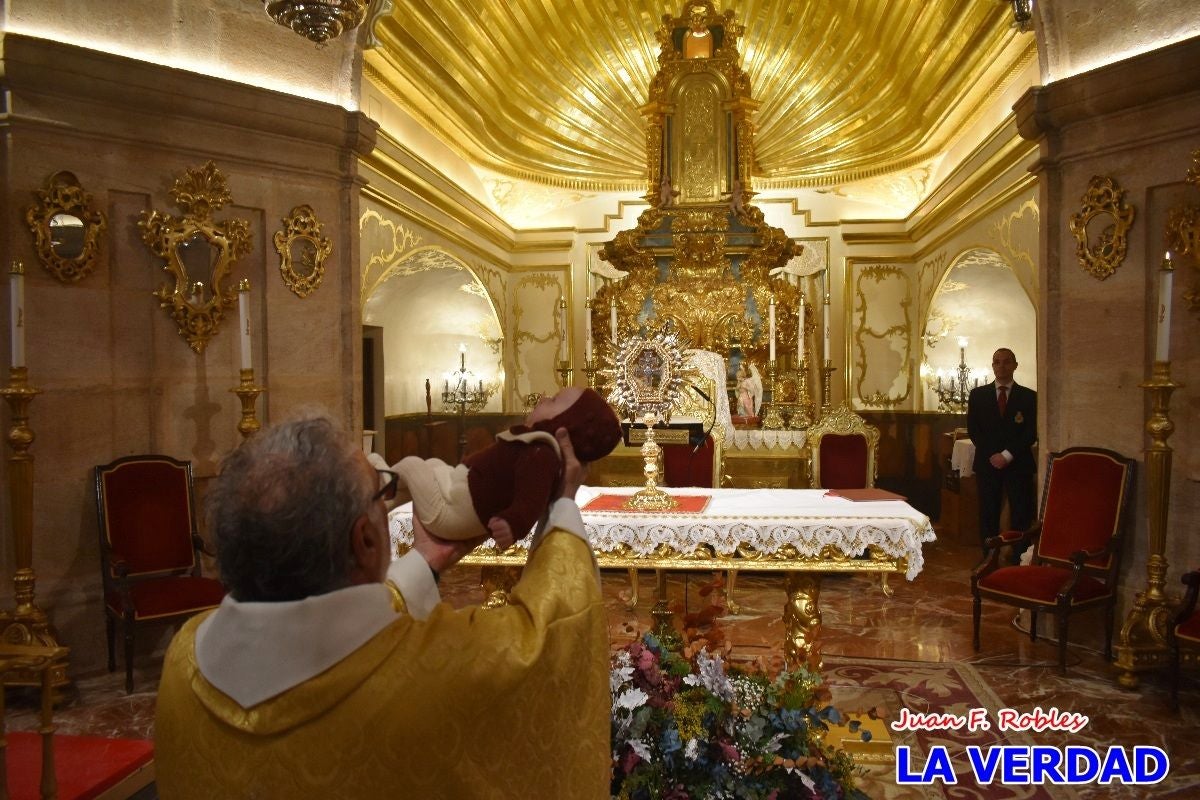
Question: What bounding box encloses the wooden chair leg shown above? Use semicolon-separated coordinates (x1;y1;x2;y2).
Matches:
1054;609;1068;675
1103;602;1115;660
972;594;981;651
123;616;135;694
39;662;58;800
106;614;116;672
1029;609;1038;642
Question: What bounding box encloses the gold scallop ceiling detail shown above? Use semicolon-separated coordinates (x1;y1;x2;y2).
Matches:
365;1;1029;191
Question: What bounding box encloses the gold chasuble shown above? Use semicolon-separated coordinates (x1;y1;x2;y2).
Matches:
156;532;611;799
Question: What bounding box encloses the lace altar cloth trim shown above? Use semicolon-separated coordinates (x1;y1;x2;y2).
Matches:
389;487;935;581
722;429;807;452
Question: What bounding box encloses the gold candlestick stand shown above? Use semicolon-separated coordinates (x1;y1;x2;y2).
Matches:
760;359;785;429
0;367;68;687
787;362;815;430
582;359;597;389
626;412;676;511
820;360;836;413
1114;360;1181;688
231;368;266;439
556;360;573;388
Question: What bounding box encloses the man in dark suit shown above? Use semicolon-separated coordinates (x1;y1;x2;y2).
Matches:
967;347;1037;559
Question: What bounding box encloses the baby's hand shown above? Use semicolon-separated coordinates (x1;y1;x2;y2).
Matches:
488;517;515;551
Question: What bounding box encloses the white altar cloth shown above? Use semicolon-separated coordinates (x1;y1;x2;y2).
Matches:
389;486;935;581
951;438;976;478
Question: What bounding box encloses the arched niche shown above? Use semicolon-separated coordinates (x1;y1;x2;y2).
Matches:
363;249;503;415
921;248;1037;411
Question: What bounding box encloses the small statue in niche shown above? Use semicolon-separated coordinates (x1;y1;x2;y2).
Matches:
725;178;746;215
659;174;680;208
736;361;762;417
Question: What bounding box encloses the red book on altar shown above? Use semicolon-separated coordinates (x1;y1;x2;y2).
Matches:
824;488;907;502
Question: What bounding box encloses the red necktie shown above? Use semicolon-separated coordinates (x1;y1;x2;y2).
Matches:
997;385;1008;417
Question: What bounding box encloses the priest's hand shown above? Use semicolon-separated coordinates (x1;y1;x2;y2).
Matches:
411;515;485;575
555;427;588;501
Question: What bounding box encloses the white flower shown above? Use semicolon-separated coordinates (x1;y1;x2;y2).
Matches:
682;649;735;702
629;739;653;762
610;664;635;695
684;738;701;761
615;687;648;711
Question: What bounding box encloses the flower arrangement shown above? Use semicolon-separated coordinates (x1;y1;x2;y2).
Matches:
610;632;870;800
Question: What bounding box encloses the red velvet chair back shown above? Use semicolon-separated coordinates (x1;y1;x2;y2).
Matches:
818;434;870;490
663;436;717;488
1035;448;1134;572
96;456;197;577
807;404;879;490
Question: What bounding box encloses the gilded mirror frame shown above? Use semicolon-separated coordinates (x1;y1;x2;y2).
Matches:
138;162;251;353
1067;175;1135;281
274;204;333;298
24;171;107;283
608;324;688;422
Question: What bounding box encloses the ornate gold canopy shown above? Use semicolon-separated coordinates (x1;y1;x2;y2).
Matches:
595;2;810;381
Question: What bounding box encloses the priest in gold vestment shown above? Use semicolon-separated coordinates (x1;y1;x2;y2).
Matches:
156;414;611;799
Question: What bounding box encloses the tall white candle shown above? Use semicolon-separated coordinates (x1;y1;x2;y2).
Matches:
823;291;831;362
768;296;776;362
610;299;618;341
1156;251;1174;362
584;300;593;363
237;279;252;371
797;294;806;363
558;298;568;361
10;262;25;368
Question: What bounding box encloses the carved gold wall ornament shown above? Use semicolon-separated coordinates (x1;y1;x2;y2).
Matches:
1169;149;1200;315
1067;175;1135;281
24;171;107;283
138;162;251;354
274;205;333;298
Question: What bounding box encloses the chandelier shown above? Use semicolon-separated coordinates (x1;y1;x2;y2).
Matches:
441;345;493;413
1007;0;1034;33
924;337;985;414
263;0;370;44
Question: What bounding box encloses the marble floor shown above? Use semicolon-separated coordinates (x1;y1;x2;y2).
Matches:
7;538;1199;799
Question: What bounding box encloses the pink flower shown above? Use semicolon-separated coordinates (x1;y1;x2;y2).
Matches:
718;741;740;762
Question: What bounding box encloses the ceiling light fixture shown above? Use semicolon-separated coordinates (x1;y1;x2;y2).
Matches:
1007;0;1034;33
263;0;370;44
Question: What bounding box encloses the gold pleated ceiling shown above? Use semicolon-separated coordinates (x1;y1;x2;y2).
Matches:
365;1;1032;191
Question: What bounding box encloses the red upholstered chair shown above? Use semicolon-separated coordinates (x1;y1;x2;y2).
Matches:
971;447;1135;675
807;403;879;491
1169;568;1200;710
94;455;225;692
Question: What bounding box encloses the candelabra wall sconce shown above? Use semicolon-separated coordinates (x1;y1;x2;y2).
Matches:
924;337;984;413
441;345;497;461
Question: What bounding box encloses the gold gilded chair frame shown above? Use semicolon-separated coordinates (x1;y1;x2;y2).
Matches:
138;162;251;354
274;204;333;298
807;403;880;490
24;171;107;284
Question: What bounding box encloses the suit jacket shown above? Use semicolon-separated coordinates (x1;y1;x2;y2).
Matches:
967;381;1037;473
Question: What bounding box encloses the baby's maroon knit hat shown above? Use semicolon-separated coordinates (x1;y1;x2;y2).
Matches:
532;388;622;462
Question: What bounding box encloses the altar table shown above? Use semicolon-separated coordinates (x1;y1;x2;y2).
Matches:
389;486;935;668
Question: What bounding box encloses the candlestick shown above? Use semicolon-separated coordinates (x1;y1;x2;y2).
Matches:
768;296;776;362
10;262;25;369
584;299;593;363
610;298;618;341
231;368;266;439
797;294;806;363
558;297;568;362
823;291;831;363
237;279;252;371
1155;252;1173;362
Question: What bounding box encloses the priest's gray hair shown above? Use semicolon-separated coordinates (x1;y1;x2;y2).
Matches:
208;411;375;602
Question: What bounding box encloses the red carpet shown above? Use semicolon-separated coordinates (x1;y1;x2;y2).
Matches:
5;733;153;800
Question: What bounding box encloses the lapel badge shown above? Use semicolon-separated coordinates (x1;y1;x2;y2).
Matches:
1014;411;1024;424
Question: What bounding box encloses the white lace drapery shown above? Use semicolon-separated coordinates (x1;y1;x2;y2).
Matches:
389;486;935;581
